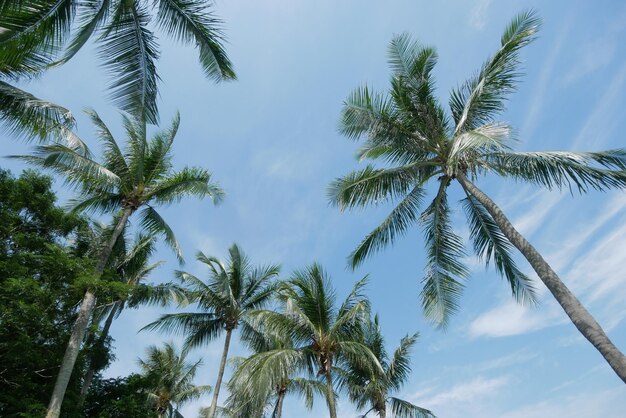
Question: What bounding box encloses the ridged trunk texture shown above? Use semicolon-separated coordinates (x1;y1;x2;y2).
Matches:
325;367;337;418
46;207;132;418
206;328;233;418
458;174;626;383
77;301;121;407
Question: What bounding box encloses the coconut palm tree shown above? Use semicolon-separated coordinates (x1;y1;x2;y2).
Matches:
248;264;382;418
15;108;224;417
328;10;626;382
139;342;211;418
142;244;280;418
0;0;234;131
78;231;164;407
339;315;434;418
224;323;327;418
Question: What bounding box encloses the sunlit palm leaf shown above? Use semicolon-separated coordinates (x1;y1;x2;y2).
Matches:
156;0;235;81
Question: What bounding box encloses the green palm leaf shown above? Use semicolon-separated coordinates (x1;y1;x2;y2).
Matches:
155;0;235;81
462;194;536;304
419;181;468;327
100;1;159;123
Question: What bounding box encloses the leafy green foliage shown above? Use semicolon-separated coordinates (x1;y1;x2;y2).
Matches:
84;374;159;418
0;169;93;417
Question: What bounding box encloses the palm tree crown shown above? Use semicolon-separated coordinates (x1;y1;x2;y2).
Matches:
225;328;327;418
328;10;626;382
143;243;280;418
18;109;224;261
340;315;434;418
248;264;382;418
139;342;211;418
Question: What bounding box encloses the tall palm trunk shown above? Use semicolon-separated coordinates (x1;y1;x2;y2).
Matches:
457;174;626;383
324;367;337;418
46;207;133;418
77;301;121;408
273;387;286;418
206;328;233;418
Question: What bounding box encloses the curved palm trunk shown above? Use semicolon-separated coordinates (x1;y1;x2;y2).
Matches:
206;328;233;418
273;388;286;418
46;207;132;418
77;301;121;408
457;174;626;383
325;368;337;418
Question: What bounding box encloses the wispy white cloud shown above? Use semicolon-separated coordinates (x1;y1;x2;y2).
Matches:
498;386;626;418
510;190;564;238
468;299;565;338
415;375;509;408
469;0;492;30
521;21;570;140
571;60;626;150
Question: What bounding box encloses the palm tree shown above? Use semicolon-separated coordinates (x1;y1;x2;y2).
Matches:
225;323;327;418
339;315;434;418
78;231;164;407
139;342;211;418
15;109;224;418
248;264;382;418
328;10;626;382
142;244;280;418
0;0;234;132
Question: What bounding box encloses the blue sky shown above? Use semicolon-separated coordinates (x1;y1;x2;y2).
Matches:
4;0;626;416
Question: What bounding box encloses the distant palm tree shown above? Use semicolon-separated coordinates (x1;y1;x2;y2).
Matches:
139;342;211;418
339;315;434;418
143;244;280;418
328;10;626;382
16;109;223;417
78;231;164;407
225;323;326;418
0;0;235;130
249;264;382;418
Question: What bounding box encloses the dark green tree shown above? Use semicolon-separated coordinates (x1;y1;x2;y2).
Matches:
16;109;224;418
329;11;626;382
0;169;93;417
84;374;159;418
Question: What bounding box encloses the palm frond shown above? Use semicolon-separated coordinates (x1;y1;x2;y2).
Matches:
386;333;418;391
462;194;536;304
99;1;159;123
55;0;112;65
450;10;541;133
419;180;468;327
0;0;74;76
0;80;75;141
488;149;626;193
147;166;225;205
155;0;235;81
139;206;183;262
349;185;425;268
388;397;435;418
328;163;429;210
